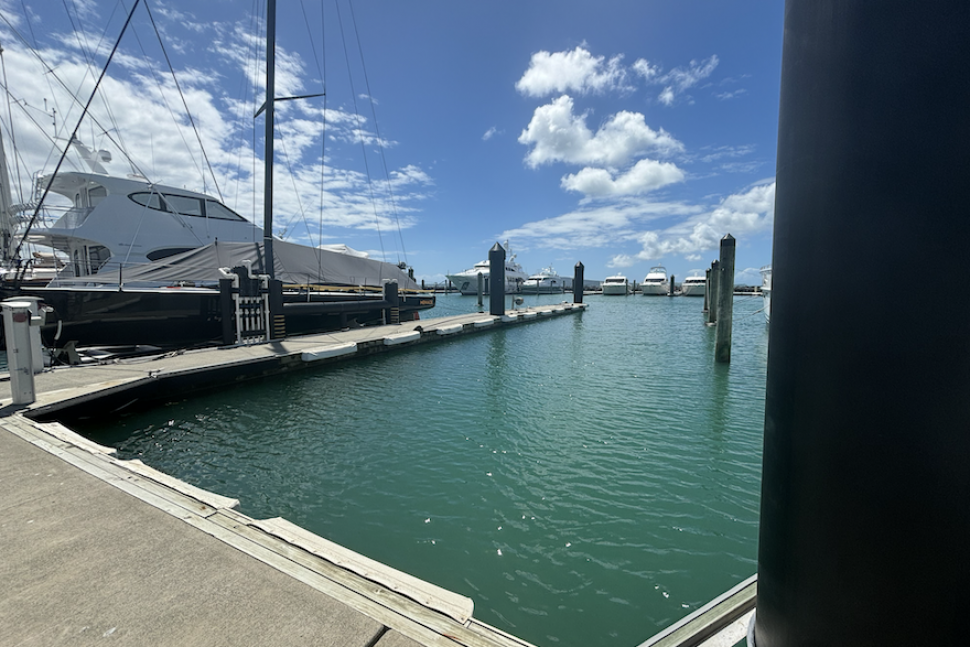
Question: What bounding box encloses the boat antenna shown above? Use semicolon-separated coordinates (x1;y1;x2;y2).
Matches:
11;0;142;282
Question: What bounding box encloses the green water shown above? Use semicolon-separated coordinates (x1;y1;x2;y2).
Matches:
78;293;768;647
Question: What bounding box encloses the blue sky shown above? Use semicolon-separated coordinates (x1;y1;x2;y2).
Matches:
0;0;783;285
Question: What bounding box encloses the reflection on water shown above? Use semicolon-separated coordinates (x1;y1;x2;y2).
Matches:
77;293;768;647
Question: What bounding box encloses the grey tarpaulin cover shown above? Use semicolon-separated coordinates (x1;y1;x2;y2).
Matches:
52;240;420;290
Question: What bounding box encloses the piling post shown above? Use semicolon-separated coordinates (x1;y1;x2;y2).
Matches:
753;2;970;646
573;262;585;304
488;243;506;316
268;279;285;340
708;260;720;325
383;280;400;325
714;235;735;363
703;268;711;313
476;272;484;308
669;275;675;297
1;301;35;405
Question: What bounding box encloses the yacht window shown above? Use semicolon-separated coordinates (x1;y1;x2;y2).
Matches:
87;245;110;274
164;195;204;216
204;200;247;222
129;192;166;210
88;185;108;207
147;248;194;261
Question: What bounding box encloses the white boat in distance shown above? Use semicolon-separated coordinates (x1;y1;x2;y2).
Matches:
445;242;527;294
761;265;772;324
681;270;707;297
601;274;629;295
521;266;566;294
640;265;669;296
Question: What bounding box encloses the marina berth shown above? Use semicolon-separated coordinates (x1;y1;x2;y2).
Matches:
601;274;630;295
640;265;670;295
680;270;707;296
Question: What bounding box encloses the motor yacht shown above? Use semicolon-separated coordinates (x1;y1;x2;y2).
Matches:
681;270;707;297
521;266;566;294
445;242;527;294
601;274;629;295
640;265;669;295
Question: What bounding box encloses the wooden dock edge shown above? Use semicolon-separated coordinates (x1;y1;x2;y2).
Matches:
20;303;589;421
0;413;539;647
636;574;757;647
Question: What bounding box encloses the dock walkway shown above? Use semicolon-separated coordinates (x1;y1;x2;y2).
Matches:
0;305;584;647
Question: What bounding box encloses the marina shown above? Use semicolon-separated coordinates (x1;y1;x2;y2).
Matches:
2;292;769;647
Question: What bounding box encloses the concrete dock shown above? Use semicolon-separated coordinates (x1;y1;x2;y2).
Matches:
0;305;584;647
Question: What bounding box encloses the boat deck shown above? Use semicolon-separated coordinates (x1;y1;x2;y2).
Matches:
0;304;585;647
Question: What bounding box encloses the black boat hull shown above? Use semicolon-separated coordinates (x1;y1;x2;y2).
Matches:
2;286;435;350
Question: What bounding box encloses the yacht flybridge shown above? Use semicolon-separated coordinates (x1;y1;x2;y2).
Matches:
27;149;261;277
0;0;435;351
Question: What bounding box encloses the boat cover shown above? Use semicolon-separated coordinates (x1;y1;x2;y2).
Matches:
50;240;420;290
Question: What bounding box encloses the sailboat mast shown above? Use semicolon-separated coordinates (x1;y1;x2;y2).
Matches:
0;123;15;262
263;0;276;278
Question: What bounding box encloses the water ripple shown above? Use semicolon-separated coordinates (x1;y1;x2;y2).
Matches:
79;293;768;647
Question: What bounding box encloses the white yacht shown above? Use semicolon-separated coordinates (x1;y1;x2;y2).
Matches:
681;270;707;297
445;242;527;294
761;265;772;324
521;266;566;294
4;140;260;279
640;265;669;296
601;274;629;295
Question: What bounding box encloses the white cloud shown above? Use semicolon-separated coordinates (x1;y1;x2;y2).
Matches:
0;15;429;245
497;181;774;264
482;127;498;141
500;198;700;251
624;180;775;261
635;54;720;106
518;95;683;168
561;159;685;198
516;46;628;97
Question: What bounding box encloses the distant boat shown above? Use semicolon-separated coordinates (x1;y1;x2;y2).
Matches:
761;265;772;324
640;265;669;296
445;241;527;295
601;274;629;295
521;266;565;294
681;270;706;297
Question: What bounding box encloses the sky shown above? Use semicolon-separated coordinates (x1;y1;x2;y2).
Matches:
0;0;784;285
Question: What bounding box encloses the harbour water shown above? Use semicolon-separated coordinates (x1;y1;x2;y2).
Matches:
77;292;769;647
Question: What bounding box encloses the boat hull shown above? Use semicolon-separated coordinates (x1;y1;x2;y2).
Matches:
640;283;668;296
681;282;706;296
8;286;434;350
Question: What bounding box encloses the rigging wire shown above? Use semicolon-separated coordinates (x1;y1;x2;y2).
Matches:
334;0;386;268
11;0;143;272
142;0;224;202
347;0;408;269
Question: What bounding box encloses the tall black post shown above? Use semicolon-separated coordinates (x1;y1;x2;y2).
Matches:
263;0;276;278
573;262;584;304
488;243;505;316
754;2;970;646
714;234;735;363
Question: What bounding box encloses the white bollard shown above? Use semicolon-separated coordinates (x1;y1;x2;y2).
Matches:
2;301;36;405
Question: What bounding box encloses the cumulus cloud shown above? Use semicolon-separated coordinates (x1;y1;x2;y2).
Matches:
516;46;628;97
635;54;720;106
561;159;685;198
518;95;683;168
0;11;429;244
616;180;775;263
